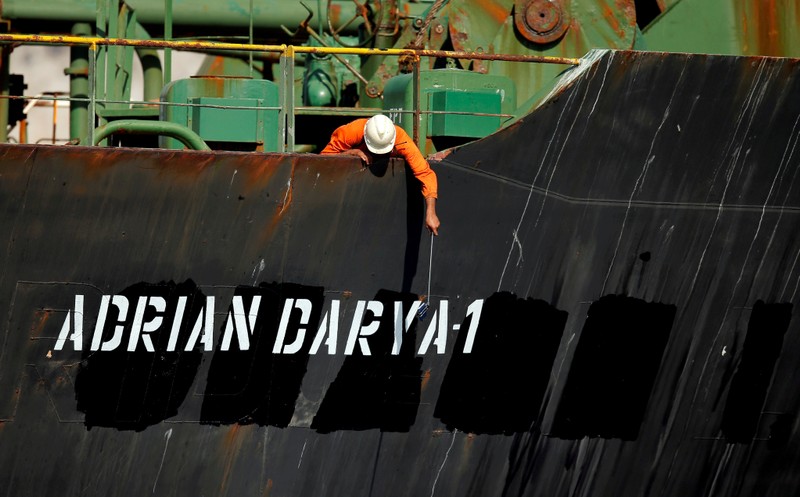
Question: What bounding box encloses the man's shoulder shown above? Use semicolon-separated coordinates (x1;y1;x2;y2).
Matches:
393;124;410;139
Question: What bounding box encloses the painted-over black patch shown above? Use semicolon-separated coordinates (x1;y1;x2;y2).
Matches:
199;282;324;427
551;294;675;440
311;289;423;432
75;280;205;431
721;301;792;443
434;292;568;434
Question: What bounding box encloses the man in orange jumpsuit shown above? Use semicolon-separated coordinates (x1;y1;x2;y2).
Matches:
321;114;440;235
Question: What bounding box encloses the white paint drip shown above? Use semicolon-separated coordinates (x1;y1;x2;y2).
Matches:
688;60;772;297
774;112;800;300
539;49;608;106
683;60;777;426
431;429;457;497
587;53;613;119
533;72;596;229
721;346;727;357
496;52;608;291
512;229;524;266
227;169;238;199
153;428;173;493
602;70;679;295
728;129;787;300
252;258;266;284
298;439;307;469
554;332;576;383
497;82;576;290
280;178;292;215
792;269;800;302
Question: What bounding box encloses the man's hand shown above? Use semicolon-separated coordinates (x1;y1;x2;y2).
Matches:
427;149;452;162
425;197;440;236
342;148;371;164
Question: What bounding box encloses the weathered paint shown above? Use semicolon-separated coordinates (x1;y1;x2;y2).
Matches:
739;0;782;56
0;33;580;64
644;0;799;58
0;50;799;496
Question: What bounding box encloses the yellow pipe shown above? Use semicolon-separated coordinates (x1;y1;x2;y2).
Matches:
0;33;582;65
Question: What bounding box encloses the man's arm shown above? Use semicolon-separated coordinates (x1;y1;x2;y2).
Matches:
394;128;441;235
394;128;437;198
338;148;371;164
425;197;440;235
321;119;369;163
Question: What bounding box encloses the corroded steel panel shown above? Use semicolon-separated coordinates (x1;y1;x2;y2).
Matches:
0;50;799;496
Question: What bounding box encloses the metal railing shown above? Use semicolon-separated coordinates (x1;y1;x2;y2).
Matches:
0;33;582;151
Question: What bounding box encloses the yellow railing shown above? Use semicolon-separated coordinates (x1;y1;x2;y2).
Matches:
0;33;582;150
0;33;581;65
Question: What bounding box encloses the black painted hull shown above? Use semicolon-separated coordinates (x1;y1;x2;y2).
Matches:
1;50;799;496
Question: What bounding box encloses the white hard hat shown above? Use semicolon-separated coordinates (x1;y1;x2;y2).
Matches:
363;115;396;154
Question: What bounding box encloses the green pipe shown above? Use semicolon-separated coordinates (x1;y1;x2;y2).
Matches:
359;0;398;107
1;0;367;32
135;47;163;102
0;44;9;142
92;119;211;150
66;22;91;141
164;0;172;83
132;23;162;102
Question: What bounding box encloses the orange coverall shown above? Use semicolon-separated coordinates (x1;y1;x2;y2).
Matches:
321;119;438;199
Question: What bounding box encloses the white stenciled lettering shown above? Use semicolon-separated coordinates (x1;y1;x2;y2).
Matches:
310;300;339;355
54;295;84;351
274;298;313;354
462;299;484;353
418;300;448;355
344;300;383;356
392;301;422;355
50;293;487;355
166;296;187;352
221;296;261;351
185;297;215;351
88;295;129;351
127;296;166;352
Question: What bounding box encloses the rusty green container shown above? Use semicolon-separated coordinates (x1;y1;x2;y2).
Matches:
160;76;279;151
382;69;516;153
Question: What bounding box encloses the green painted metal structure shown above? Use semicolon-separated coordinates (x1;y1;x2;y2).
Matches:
92;119;211;150
643;0;800;57
160;77;280;151
0;0;797;151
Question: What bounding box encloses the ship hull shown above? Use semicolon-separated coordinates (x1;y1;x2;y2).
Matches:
1;50;799;496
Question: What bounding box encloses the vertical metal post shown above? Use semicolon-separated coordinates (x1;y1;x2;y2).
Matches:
279;45;295;152
95;0;108;145
412;55;421;150
88;43;97;146
137;47;163;102
164;0;172;83
68;22;91;142
0;44;10;143
106;0;118;103
248;0;254;77
51;97;58;144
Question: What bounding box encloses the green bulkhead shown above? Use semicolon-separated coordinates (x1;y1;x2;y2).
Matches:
382;69;516;154
160;77;280;151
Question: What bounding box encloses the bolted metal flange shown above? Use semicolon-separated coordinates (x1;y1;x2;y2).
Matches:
514;0;570;44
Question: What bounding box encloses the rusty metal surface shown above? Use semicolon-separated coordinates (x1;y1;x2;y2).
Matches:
643;0;800;58
0;33;580;65
514;0;571;44
0;50;799;496
443;0;635;105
